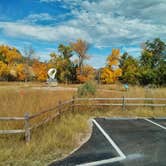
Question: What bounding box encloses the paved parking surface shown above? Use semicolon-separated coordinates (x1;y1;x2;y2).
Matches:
152;119;166;127
49;118;166;166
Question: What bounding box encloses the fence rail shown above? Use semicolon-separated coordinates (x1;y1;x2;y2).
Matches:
0;97;165;143
0;129;25;134
0;117;25;121
75;98;166;101
74;103;166;107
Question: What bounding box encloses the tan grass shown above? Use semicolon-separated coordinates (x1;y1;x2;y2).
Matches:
0;84;165;165
0;88;75;117
0;87;75;130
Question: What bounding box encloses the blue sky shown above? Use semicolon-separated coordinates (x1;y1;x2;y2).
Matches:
0;0;166;68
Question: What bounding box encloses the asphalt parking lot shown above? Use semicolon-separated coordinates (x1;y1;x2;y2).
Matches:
49;118;166;166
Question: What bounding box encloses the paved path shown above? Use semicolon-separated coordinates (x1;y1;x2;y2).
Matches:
49;118;166;166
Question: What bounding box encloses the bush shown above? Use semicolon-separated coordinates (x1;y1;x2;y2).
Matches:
77;81;96;97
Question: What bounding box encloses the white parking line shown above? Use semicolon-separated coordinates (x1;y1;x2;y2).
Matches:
76;156;124;166
92;119;126;158
76;119;126;166
145;118;166;130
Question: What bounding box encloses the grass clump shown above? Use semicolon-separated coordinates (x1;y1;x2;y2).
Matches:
77;81;97;97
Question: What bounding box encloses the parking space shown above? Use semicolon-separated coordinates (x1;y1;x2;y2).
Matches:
151;118;166;127
49;118;166;166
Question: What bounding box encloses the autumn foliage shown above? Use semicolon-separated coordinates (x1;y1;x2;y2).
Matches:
0;45;23;80
101;49;122;84
0;45;21;64
0;45;48;81
32;60;48;81
15;64;27;81
0;38;165;85
0;61;8;78
76;65;95;83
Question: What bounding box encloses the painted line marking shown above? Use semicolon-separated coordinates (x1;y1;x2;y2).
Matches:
77;119;126;166
77;156;124;166
145;118;166;130
92;119;126;158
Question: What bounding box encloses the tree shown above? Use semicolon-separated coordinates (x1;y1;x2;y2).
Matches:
49;44;77;83
101;49;122;84
22;46;35;81
155;60;166;85
70;39;89;72
76;65;95;83
142;38;166;68
0;45;22;64
119;52;139;84
15;64;27;81
0;45;23;81
139;38;166;85
58;44;73;59
0;61;8;80
23;46;35;64
32;60;48;81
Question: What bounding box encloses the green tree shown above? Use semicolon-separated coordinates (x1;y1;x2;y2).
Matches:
143;38;165;66
49;44;77;83
155;60;166;86
58;44;73;59
120;52;139;85
139;38;166;85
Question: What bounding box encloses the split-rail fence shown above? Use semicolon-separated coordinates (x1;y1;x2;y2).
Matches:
0;97;165;143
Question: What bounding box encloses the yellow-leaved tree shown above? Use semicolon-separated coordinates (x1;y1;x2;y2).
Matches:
0;61;9;79
15;64;26;81
0;45;23;80
101;49;122;84
32;60;48;81
0;45;21;64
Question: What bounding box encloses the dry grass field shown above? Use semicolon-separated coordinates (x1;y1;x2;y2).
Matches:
0;82;165;166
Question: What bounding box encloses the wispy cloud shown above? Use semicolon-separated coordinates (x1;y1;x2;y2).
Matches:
0;22;91;42
1;0;166;46
21;13;55;23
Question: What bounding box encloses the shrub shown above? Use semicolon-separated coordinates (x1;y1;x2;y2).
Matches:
77;81;96;97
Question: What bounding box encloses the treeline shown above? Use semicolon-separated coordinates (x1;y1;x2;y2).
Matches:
0;45;49;81
0;39;94;83
0;38;165;86
120;38;166;86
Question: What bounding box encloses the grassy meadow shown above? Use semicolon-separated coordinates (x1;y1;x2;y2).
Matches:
0;82;166;166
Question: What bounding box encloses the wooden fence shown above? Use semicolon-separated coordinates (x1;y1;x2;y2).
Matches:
0;97;166;143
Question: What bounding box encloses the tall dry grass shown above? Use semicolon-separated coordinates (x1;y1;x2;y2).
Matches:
0;87;75;130
0;88;75;117
0;84;165;165
0;112;91;166
0;105;165;166
97;85;166;98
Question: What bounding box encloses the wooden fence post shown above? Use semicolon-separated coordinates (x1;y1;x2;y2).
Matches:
122;96;126;111
58;100;62;118
24;112;30;143
72;96;75;112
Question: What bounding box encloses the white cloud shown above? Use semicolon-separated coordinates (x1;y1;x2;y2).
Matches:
22;13;54;23
1;0;166;53
0;22;91;42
